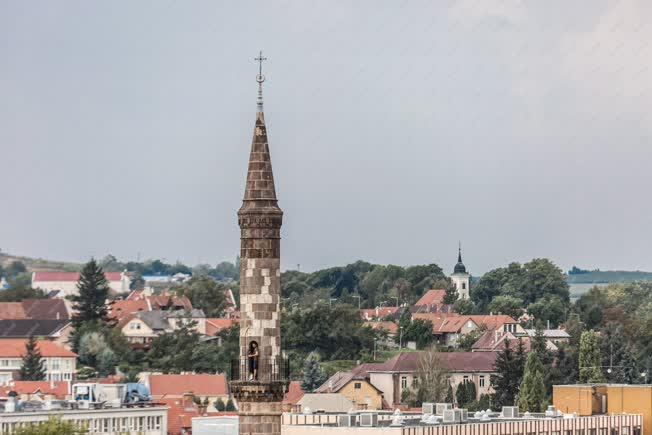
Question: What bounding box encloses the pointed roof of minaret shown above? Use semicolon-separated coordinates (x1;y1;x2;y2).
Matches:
239;52;281;214
453;242;467;274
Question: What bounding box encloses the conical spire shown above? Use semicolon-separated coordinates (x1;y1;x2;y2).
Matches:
454;242;467;274
239;52;281;214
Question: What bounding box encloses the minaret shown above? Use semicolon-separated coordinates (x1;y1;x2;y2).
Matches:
229;52;288;435
450;243;470;299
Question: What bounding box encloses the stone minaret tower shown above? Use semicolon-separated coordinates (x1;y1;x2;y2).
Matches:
230;52;288;435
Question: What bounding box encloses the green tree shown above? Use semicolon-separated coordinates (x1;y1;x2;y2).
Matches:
71;259;112;328
14;416;86;435
214;399;226;411
456;327;486;351
456;379;477;408
403;348;450;407
518;352;547;412
579;330;605;383
19;336;46;381
527;295;567;327
0;287;46;302
490;339;525;408
225;398;236;411
487;295;524;319
96;348;117;377
173;275;227;317
301;351;328;392
453;298;475;315
402;319;434;349
443;282;459;305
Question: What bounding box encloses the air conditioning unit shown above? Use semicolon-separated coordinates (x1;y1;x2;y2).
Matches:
359;413;379;427
459;409;468;422
502;406;519;418
436;403;453;415
443;409;461;423
545;405;557;417
338;414;357;427
423;402;435;415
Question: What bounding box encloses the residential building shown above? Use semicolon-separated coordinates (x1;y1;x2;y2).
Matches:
31;271;131;298
363;321;398;340
523;328;571;345
0;299;69;321
554;384;652;435
366;352;497;407
0;319;74;350
116;309;206;349
0;405;167;434
411;289;452;314
148;374;230;413
316;363;386;410
110;293;194;321
204;318;237;336
360;307;401;321
297;393;355;413
450;245;471;299
412;313;521;346
281;410;642;435
283;381;306;413
0;339;76;384
0;380;70;400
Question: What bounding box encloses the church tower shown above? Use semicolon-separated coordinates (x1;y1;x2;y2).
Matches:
229;52;288;435
450;244;470;299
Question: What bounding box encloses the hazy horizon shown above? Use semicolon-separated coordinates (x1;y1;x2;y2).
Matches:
2;1;651;275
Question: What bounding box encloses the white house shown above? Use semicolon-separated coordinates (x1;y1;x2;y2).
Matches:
0;339;77;384
32;271;131;297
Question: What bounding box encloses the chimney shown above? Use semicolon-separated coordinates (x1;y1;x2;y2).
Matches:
183;392;195;411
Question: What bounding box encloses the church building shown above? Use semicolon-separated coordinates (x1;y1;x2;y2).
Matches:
450;245;470;299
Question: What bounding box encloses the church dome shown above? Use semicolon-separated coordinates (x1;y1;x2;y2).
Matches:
453;245;467;274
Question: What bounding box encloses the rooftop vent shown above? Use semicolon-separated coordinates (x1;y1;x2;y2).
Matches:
436;403;453;415
502;406;519;418
359;413;379;427
338;414;357;427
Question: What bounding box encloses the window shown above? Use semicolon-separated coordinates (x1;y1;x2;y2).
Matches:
401;376;408;389
462;282;466;289
463;375;469;381
611;429;619;435
479;376;485;387
354;382;362;389
633;426;641;435
130;322;141;330
622;427;629;435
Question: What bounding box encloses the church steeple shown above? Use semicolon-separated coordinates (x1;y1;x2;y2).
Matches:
453;242;467;274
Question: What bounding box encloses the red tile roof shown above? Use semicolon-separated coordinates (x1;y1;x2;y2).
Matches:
412;314;516;334
472;330;532;352
283;381;305;405
0;381;69;399
363;321;398;335
360;307;399;320
149;374;228;397
33;271;123;282
369;351;497;373
205;318;236;336
316;363;385;393
110;299;149;320
414;289;446;307
0;339;77;358
0;303;27;320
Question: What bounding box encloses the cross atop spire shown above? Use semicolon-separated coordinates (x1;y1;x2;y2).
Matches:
255;51;267;112
458;241;462;263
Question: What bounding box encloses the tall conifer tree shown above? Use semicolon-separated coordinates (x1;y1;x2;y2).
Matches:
518;352;546;412
19;336;46;381
71;259;111;328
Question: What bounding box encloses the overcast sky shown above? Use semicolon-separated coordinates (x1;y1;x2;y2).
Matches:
2;1;651;274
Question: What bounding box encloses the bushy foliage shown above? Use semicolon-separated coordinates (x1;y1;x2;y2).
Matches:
14;417;86;435
301;351;328;392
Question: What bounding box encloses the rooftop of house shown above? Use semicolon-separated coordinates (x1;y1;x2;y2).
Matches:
414;289;447;307
412;313;517;334
205;318;237;336
0;302;26;320
524;329;571;338
363;321;399;335
316;363;385;393
0;339;77;358
0;381;69;399
0;299;70;321
472;330;533;352
360;307;400;320
283;381;306;406
32;271;124;282
149;374;228;397
367;351;498;373
0;319;71;338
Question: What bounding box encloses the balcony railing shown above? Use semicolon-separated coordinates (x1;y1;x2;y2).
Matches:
229;356;290;382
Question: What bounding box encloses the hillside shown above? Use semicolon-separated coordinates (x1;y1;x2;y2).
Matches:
0;252;82;273
566;269;652;283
